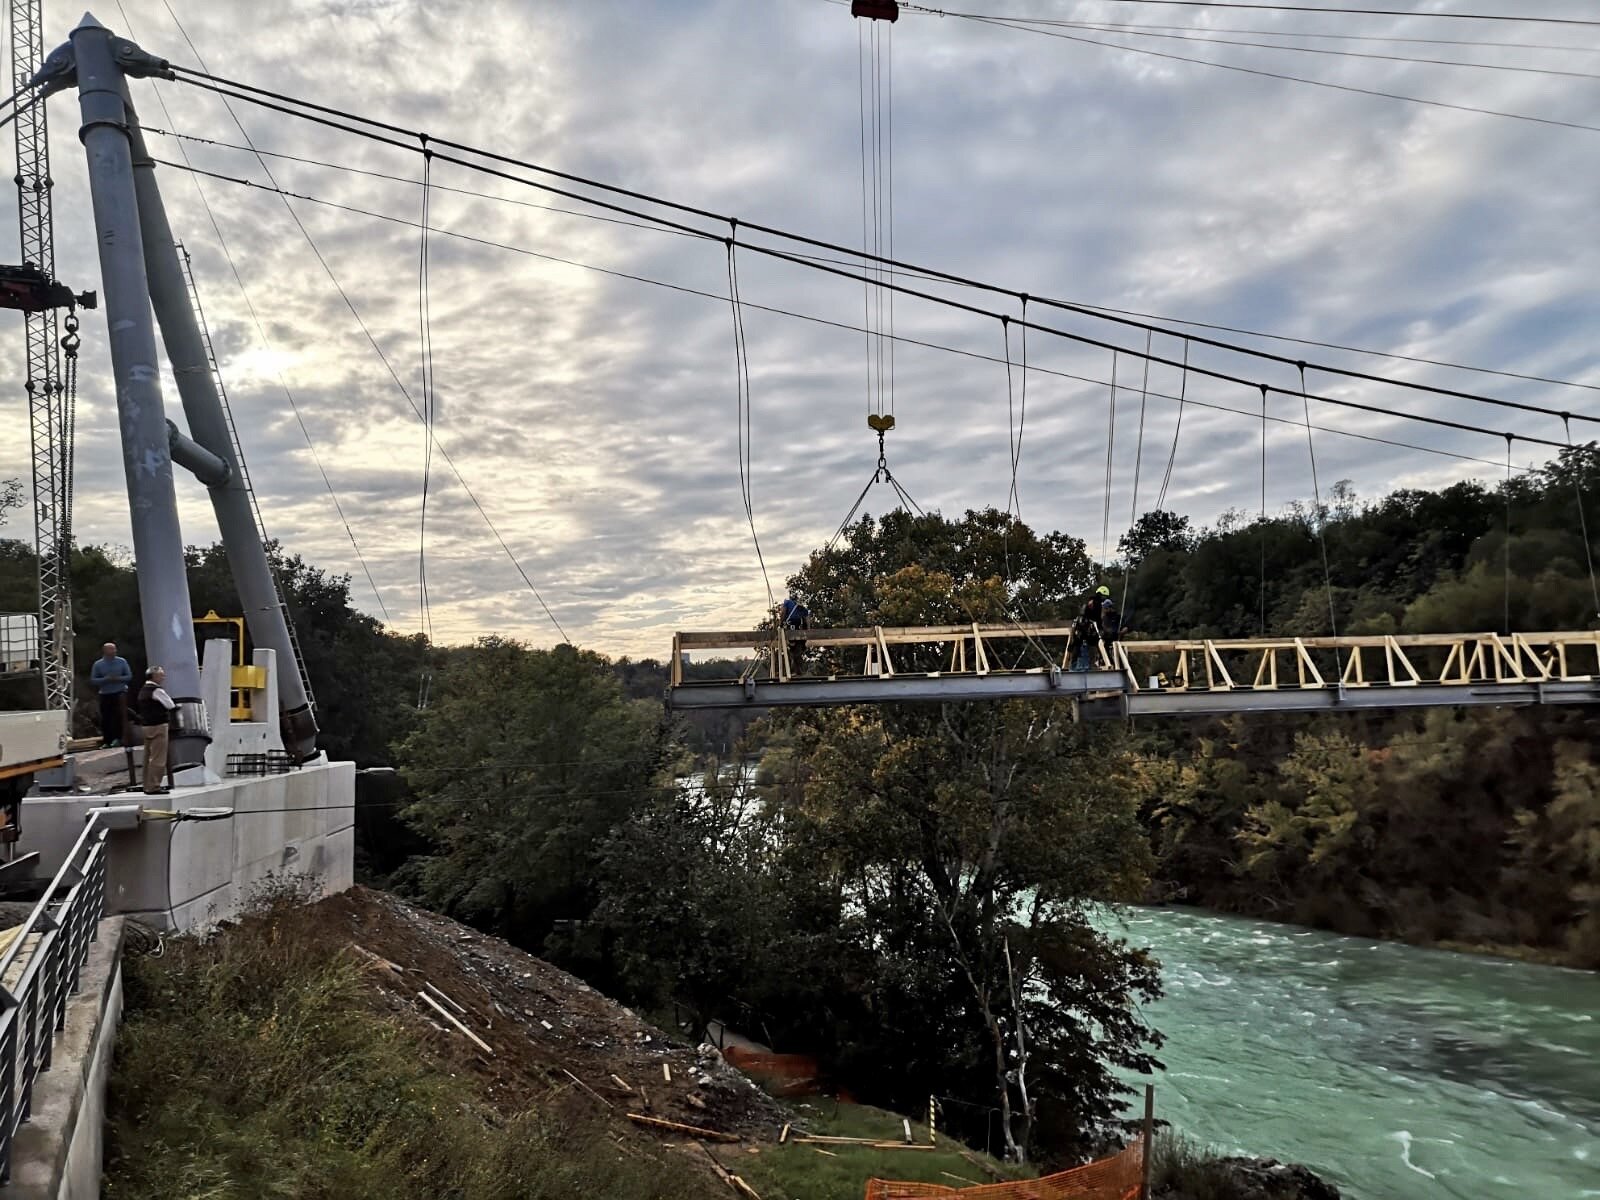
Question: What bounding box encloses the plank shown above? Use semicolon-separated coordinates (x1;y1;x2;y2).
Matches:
417;990;493;1055
626;1112;740;1143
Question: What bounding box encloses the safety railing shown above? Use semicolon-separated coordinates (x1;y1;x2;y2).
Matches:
0;817;109;1182
668;625;1600;714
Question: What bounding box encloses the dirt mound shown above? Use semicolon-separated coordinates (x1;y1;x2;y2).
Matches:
316;886;788;1141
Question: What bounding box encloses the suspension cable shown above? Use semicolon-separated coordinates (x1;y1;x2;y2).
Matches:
1259;383;1268;636
1016;297;1028;516
416;143;436;649
157;146;1581;531
159;66;1598;439
1154;339;1189;513
1299;365;1339;641
1122;331;1153;618
726;235;774;608
1505;433;1514;635
1562;417;1600;623
143;123;1600;403
1101;352;1119;570
1003;316;1018;519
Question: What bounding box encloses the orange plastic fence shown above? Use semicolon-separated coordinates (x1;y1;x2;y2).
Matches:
722;1045;823;1096
864;1138;1144;1200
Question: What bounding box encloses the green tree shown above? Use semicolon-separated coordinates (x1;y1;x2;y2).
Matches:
0;478;20;527
1510;743;1600;967
598;761;789;1039
1119;510;1194;565
774;510;1161;1164
396;639;668;951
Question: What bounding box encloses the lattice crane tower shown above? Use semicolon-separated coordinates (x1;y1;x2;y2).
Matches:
10;0;74;711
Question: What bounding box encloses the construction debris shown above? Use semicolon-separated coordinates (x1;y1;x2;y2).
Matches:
562;1067;614;1110
626;1112;741;1143
317;887;784;1140
418;990;493;1055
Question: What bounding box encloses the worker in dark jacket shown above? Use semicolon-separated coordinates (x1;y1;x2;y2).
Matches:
1068;597;1101;671
1093;585;1122;646
135;666;177;795
779;597;810;669
1069;586;1121;670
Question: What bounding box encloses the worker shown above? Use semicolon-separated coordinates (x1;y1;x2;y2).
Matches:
780;597;810;630
1068;597;1101;671
779;597;811;665
89;641;133;748
1093;585;1122;647
135;666;177;796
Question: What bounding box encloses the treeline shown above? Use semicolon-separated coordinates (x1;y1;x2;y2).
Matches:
1112;444;1600;967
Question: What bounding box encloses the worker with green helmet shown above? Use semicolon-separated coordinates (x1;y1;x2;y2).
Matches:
1068;585;1121;670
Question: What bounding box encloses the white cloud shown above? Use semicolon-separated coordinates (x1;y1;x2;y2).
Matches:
0;0;1595;660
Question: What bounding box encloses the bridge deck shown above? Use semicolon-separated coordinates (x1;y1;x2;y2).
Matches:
666;625;1600;716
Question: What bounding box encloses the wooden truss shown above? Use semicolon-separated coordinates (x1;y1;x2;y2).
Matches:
667;625;1600;716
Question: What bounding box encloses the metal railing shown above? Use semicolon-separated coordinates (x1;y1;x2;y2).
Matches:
668;625;1600;715
0;818;109;1182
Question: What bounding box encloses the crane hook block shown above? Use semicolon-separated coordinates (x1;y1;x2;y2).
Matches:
867;413;896;433
851;0;899;21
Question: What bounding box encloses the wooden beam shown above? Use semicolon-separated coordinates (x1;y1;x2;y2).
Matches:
626;1113;739;1142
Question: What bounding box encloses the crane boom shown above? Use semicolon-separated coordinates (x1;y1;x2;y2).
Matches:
10;0;73;711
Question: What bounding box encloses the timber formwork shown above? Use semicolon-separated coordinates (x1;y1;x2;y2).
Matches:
666;625;1600;716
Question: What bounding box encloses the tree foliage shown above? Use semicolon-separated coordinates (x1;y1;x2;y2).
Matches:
395;639;669;952
1122;445;1600;965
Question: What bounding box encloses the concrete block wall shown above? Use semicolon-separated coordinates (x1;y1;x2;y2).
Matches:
18;760;354;932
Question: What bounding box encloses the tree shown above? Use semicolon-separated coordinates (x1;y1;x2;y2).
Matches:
598;761;790;1039
396;639;670;952
1118;510;1193;565
773;509;1161;1164
0;478;20;528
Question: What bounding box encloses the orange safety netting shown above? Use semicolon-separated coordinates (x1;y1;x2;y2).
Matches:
864;1138;1144;1200
721;1045;823;1096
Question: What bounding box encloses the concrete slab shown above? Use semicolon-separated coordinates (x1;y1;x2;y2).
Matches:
17;760;354;932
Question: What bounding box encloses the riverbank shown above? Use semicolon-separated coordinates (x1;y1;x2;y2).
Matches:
1142;886;1595;971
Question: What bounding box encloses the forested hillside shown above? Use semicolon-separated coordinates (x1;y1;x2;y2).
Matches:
1103;445;1600;967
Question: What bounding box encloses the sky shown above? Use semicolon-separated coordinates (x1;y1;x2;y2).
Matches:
1;0;1598;660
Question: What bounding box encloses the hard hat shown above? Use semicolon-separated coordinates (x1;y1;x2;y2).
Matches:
1096;585;1111;597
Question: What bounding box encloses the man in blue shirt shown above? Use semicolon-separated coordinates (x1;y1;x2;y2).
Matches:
89;642;132;748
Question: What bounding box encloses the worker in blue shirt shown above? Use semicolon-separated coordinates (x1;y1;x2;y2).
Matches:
779;597;810;669
89;641;133;747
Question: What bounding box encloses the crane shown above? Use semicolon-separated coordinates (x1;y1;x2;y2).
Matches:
6;0;91;714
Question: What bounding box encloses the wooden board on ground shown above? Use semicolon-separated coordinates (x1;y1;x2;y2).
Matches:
627;1112;740;1143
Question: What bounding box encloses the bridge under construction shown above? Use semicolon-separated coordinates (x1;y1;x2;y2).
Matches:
667;625;1600;717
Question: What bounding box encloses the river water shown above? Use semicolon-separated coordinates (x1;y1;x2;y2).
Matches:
1105;907;1600;1199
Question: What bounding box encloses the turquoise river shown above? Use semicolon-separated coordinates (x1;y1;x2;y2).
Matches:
1107;907;1600;1199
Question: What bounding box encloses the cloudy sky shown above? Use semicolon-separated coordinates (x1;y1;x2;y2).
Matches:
2;0;1597;658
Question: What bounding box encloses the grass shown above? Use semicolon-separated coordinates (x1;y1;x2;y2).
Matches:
734;1099;1032;1200
1150;1130;1244;1200
103;888;718;1200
